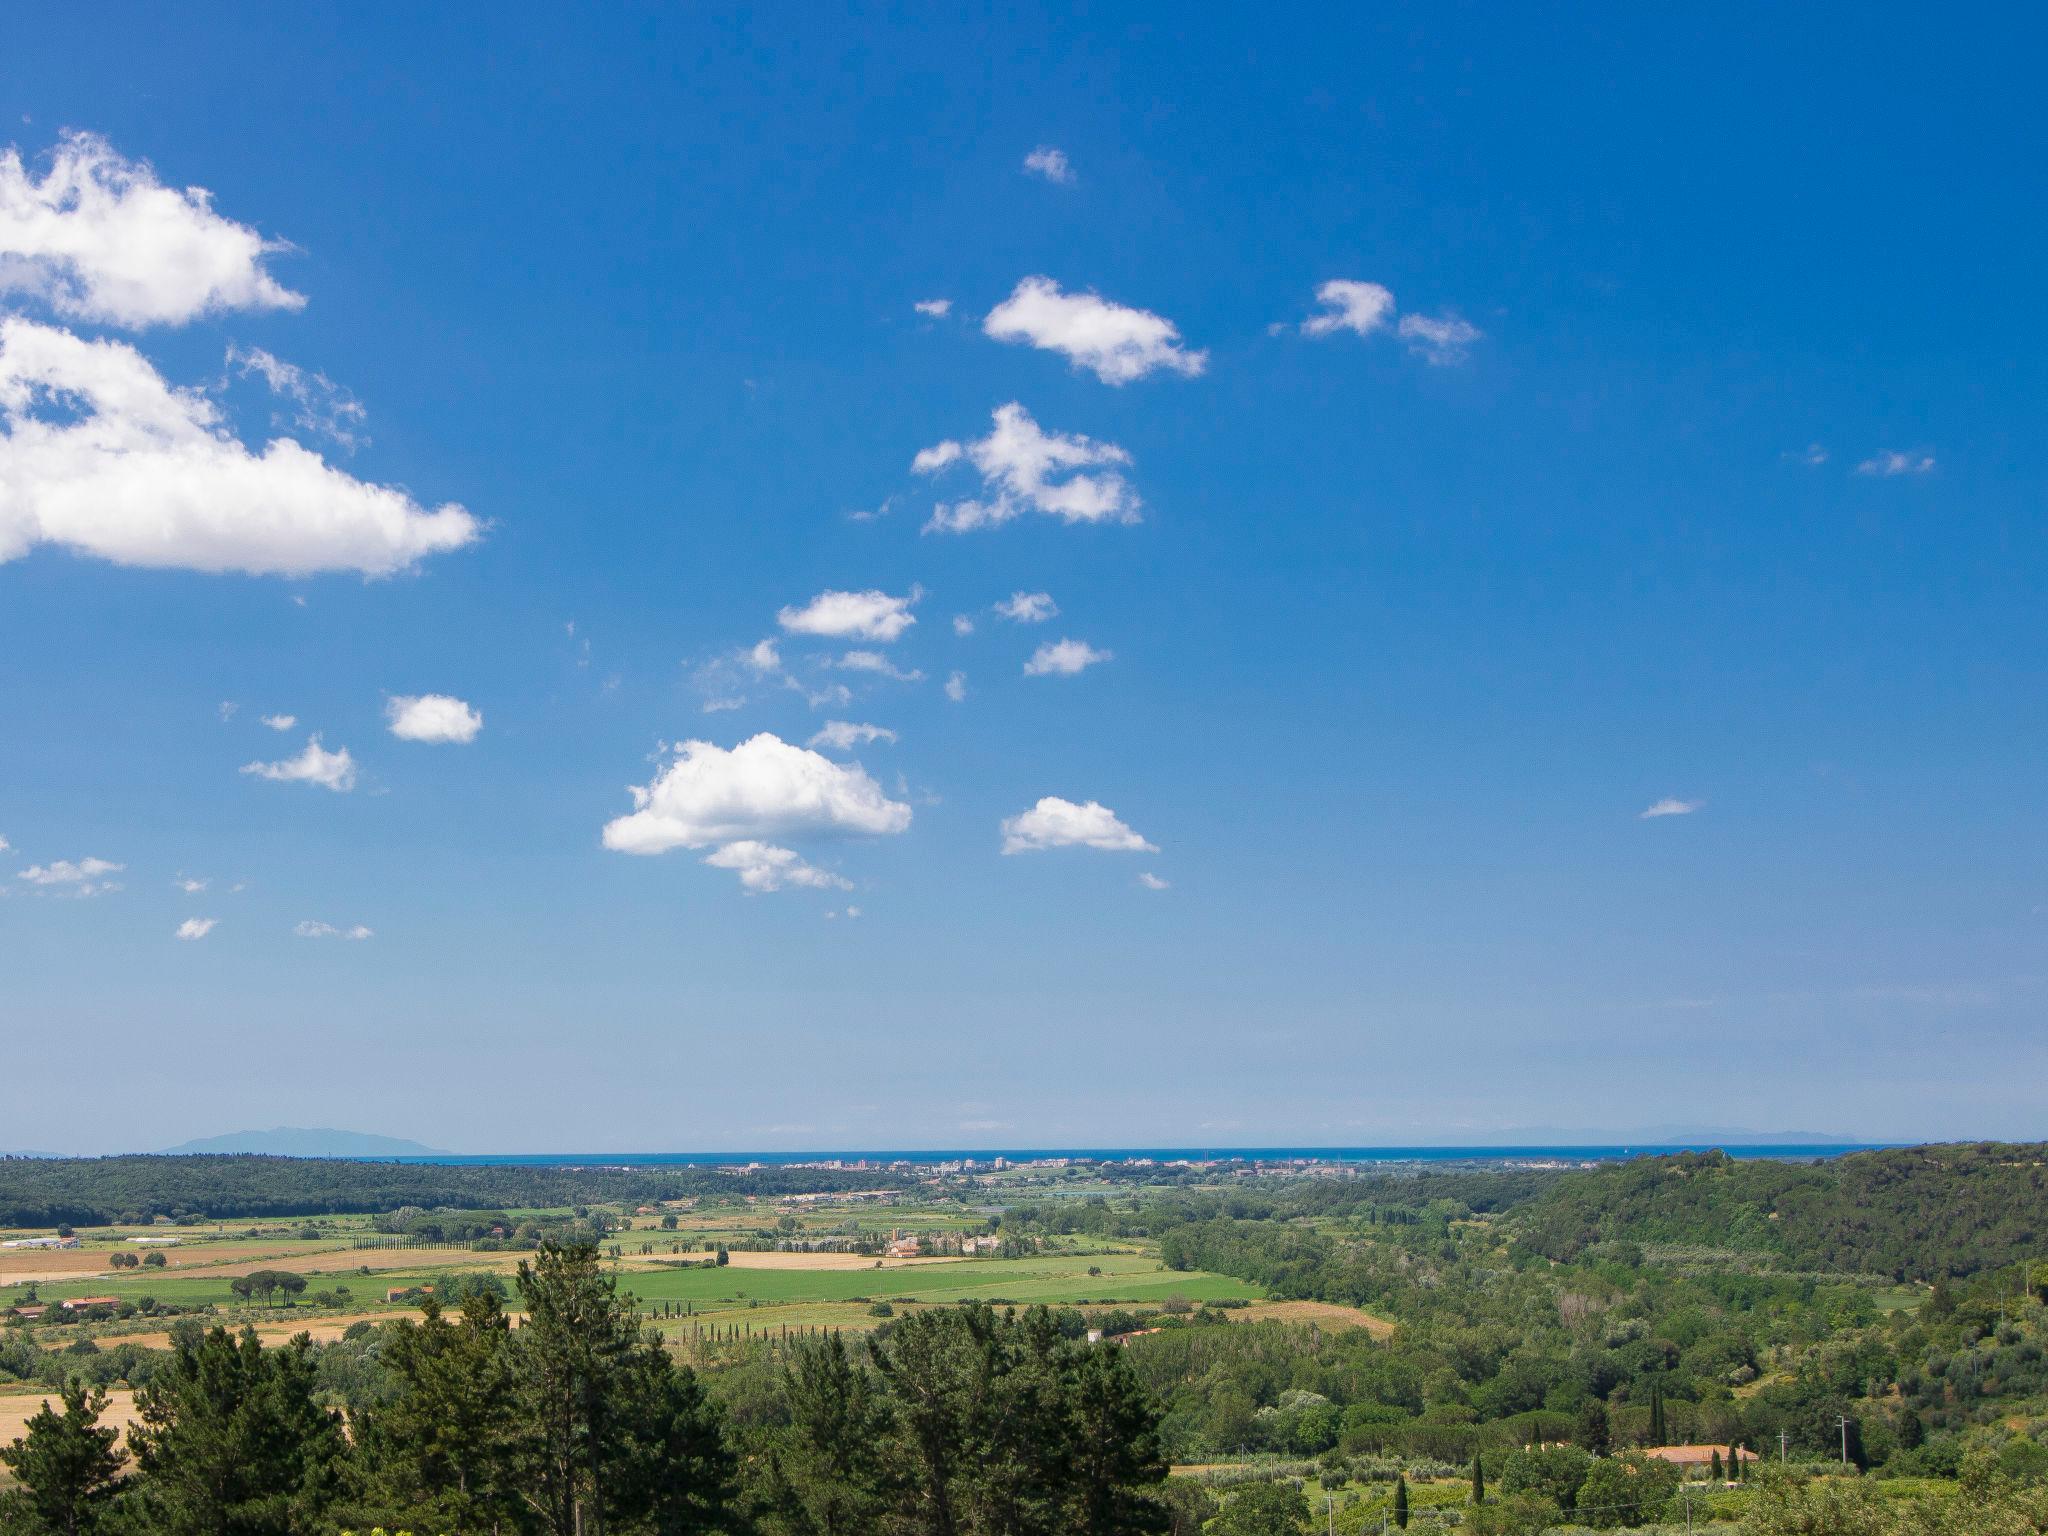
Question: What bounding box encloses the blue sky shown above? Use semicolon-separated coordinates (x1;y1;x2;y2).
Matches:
3;5;2044;1153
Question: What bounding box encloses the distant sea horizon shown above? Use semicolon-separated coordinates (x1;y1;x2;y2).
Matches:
377;1142;1887;1168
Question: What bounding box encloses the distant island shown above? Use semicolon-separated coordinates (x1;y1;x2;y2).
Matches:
158;1127;448;1158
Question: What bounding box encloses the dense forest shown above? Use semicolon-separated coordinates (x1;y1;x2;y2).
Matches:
1513;1145;2048;1281
0;1157;911;1227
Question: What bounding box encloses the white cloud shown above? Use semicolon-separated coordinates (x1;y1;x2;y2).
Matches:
18;856;123;894
916;403;1140;534
174;916;216;941
1001;797;1156;854
1138;872;1170;890
385;693;482;744
217;700;238;721
702;840;852;893
0;317;479;575
259;713;296;732
744;638;782;672
241;735;356;792
0;834;9;852
1639;797;1703;820
227;344;366;451
983;276;1205;385
174;875;208;893
1856;451;1936;477
602;732;912;856
1301;280;1396;339
1786;443;1828;467
1398;312;1483;365
945;671;968;703
834;649;924;682
295;919;372;939
777;587;919;642
0;132;303;328
807;721;898;751
1022;146;1074;184
1023;638;1111;676
914;298;952;317
995;590;1057;624
952;614;975;637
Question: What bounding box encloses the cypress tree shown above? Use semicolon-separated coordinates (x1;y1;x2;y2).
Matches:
1728;1444;1742;1482
1710;1448;1723;1481
1471;1453;1485;1504
1394;1473;1409;1529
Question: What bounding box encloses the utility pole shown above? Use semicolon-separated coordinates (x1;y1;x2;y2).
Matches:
1838;1415;1850;1466
1779;1430;1787;1464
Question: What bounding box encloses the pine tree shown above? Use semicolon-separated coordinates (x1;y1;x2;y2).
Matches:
126;1325;345;1536
760;1332;893;1536
512;1238;734;1536
0;1379;126;1536
1067;1340;1171;1535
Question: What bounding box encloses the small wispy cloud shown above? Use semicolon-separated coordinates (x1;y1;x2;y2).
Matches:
1639;797;1703;820
174;917;217;941
295;919;373;940
1856;450;1936;477
914;298;951;318
1021;146;1073;184
259;713;296;732
1023;638;1111;677
1783;443;1828;467
945;671;968;703
1397;312;1483;366
1138;872;1170;890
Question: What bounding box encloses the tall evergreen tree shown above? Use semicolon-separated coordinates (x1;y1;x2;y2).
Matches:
758;1332;894;1536
1067;1340;1170;1535
125;1326;344;1536
346;1290;522;1533
1470;1452;1485;1505
511;1238;733;1536
1573;1401;1611;1457
1393;1473;1409;1529
0;1380;126;1536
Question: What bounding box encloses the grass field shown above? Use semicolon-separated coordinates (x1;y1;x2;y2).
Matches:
619;1251;1257;1310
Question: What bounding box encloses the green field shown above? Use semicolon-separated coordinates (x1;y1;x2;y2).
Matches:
621;1251;1257;1309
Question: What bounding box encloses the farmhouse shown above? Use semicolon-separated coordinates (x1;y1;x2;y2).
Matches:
1640;1445;1760;1469
884;1237;922;1259
61;1296;120;1310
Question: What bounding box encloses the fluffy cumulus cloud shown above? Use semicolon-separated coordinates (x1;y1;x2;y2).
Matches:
385;693;483;744
18;856;124;894
983;277;1205;385
174;916;217;941
701;840;852;893
1857;450;1936;477
602;733;912;856
1639;797;1703;819
260;713;296;732
807;721;898;751
1398;312;1484;365
1301;279;1395;339
1138;872;1170;890
0;132;304;328
295;919;372;939
945;670;968;702
913;298;951;317
995;590;1057;623
915;403;1139;534
1000;797;1157;854
777;587;919;642
951;614;975;636
1023;638;1111;676
241;735;357;792
0;318;479;575
1022;146;1074;184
